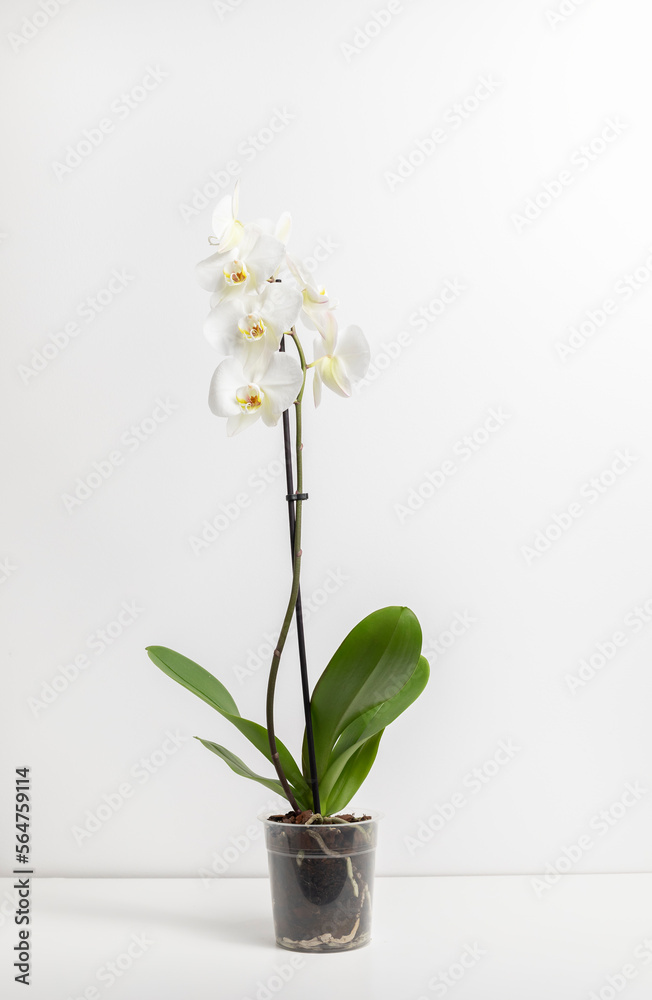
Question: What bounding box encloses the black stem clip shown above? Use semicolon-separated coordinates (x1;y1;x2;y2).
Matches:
286;493;309;502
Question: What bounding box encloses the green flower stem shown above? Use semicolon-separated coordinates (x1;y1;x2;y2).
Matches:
265;328;308;812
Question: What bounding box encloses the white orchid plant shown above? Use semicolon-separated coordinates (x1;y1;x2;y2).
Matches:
147;184;429;818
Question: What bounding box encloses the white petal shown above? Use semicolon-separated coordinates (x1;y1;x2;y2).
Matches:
214;220;244;254
203;301;240;351
237;225;260;259
336;325;371;382
312;309;338;346
262;282;302;333
246;231;286;287
260;395;282;427
286;254;308;289
211;183;243;252
211;192;234;238
226;409;261;436
319;356;352;398
236;336;273;370
208;357;245;417
313;333;327;363
258;352;303;420
313;365;323;407
196;250;228;293
303;282;329;305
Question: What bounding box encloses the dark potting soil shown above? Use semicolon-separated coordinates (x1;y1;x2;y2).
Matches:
268;810;372;824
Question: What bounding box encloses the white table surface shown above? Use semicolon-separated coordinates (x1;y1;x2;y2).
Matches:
1;874;652;999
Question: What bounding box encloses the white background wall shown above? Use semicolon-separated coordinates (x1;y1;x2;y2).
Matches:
2;0;651;882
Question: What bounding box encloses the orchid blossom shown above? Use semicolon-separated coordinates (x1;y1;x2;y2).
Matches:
208;352;303;436
286;256;337;340
204;281;302;369
197;184;370;437
312;323;371;406
196;224;286;305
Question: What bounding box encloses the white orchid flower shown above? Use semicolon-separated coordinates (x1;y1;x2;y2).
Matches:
312;324;370;406
204;281;302;368
196;224;286;305
208;181;244;253
286;255;337;340
209;352;304;436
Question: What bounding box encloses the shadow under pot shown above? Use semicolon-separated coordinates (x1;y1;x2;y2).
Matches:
260;813;379;953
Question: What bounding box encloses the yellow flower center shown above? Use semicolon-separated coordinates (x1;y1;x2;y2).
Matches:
235;383;263;412
224;259;248;285
238;314;267;341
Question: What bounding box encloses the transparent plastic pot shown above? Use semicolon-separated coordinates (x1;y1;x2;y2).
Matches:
260;812;380;953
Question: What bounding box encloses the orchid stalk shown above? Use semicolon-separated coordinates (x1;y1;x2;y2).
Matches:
279;334;321;813
264;328;310;810
147;185;429;819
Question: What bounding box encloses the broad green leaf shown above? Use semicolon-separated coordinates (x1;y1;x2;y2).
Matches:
319;655;430;803
196;739;286;799
321;731;384;816
304;607;423;779
147;645;310;803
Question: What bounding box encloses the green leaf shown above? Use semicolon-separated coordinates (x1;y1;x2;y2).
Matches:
319;655;430;804
321;731;384;816
147;645;310;806
305;607;423;779
196;739;286;798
